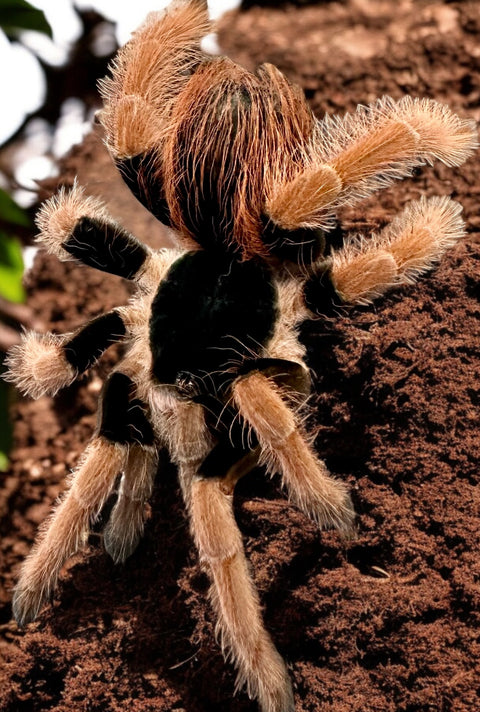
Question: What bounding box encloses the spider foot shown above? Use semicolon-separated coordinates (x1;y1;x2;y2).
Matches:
12;493;92;627
4;331;76;398
12;438;126;626
272;430;357;538
4;310;128;398
103;499;145;564
36;182;109;260
236;640;295;712
13;582;54;629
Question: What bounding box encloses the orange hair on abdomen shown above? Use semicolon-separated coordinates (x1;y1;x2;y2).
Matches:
163;58;315;258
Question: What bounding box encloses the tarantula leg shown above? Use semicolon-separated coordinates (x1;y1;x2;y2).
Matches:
35;182;153;281
97;364;159;563
4;310;126;398
265;97;477;232
12;371;155;626
12;436;126;627
98;0;210;160
233;371;355;536
166;398;213;506
103;444;158;563
305;195;466;310
189;476;295;712
163;398;293;711
116;152;173;227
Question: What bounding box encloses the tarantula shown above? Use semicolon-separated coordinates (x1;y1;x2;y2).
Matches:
5;1;477;710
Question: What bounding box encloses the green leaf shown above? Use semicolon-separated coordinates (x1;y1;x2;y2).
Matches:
0;232;25;302
0;187;31;229
0;0;52;39
0;451;8;471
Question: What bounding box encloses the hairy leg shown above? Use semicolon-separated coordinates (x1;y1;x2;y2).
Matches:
190;476;295;712
96;0;210;223
165;397;294;712
103;444;159;563
304;195;465;311
12;370;155;626
233;370;355;536
4;309;127;397
98;0;210;161
35;182;171;287
12;436;126;626
6;181;181;399
4;228;180;400
265;97;477;233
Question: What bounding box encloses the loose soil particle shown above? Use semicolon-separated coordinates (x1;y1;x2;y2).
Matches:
1;1;479;711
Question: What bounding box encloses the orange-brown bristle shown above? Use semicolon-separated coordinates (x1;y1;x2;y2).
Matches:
98;0;211;158
163;58;315;258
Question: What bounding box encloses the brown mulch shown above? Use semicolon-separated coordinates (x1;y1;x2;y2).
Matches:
1;1;479;711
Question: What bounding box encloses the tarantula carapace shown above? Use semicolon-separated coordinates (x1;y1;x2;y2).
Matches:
5;1;477;711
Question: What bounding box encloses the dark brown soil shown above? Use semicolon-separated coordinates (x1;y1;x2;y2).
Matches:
1;1;479;711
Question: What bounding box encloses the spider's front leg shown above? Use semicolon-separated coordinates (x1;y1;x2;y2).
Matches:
164;397;294;712
12;370;155;626
232;371;355;536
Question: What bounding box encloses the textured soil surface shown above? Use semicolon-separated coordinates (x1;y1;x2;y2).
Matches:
1;1;479;711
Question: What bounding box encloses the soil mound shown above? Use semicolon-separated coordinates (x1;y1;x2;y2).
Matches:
1;2;479;710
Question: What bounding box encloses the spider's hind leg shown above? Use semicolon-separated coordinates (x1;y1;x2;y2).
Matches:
95;370;159;563
12;435;127;627
12;371;155;626
190;475;295;712
102;443;158;563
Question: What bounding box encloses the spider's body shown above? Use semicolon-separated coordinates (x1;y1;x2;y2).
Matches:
149;251;278;392
5;2;477;711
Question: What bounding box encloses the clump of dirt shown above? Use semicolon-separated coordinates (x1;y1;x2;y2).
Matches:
1;2;479;711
